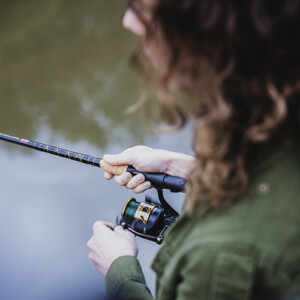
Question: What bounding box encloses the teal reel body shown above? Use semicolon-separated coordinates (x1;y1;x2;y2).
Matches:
117;189;179;244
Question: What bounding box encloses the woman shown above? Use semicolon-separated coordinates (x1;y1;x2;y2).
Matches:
87;1;300;299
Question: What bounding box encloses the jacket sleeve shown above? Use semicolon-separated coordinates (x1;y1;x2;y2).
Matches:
105;255;154;300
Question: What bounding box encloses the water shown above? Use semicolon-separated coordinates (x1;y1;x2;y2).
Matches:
0;1;192;299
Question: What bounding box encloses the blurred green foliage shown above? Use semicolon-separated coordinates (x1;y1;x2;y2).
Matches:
0;0;153;149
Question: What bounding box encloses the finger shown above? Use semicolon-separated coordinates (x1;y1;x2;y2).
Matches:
126;173;145;189
114;225;125;233
87;238;93;249
88;252;94;261
133;181;152;194
93;221;106;231
104;172;114;180
93;221;116;237
115;172;132;186
89;251;98;263
103;152;134;166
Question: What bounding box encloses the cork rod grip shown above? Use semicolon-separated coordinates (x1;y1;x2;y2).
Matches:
99;159;128;176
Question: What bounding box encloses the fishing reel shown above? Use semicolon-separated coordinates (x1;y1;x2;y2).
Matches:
116;189;179;244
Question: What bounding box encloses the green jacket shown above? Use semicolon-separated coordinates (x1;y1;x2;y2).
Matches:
106;144;300;300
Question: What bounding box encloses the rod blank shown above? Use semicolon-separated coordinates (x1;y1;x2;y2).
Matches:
0;132;187;192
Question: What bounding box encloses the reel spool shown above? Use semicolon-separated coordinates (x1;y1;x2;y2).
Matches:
117;190;179;244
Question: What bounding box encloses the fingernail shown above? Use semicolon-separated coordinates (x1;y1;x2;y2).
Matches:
136;174;144;182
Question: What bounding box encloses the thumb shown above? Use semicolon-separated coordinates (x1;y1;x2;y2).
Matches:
103;153;134;166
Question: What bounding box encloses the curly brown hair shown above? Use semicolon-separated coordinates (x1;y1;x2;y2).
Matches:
129;0;300;212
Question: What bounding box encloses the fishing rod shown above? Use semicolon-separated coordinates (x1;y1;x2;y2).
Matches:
0;132;184;243
0;132;186;193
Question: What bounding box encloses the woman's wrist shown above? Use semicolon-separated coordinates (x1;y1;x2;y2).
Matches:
165;151;195;178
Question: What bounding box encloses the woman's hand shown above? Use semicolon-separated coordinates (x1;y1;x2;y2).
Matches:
87;221;138;277
102;145;195;193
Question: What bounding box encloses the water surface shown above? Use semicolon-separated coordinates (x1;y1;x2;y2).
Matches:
0;1;192;299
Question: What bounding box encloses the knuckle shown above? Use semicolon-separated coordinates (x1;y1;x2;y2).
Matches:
126;174;145;190
93;221;103;231
134;145;146;151
117;173;132;186
87;239;93;248
126;179;136;189
88;252;95;261
123;172;133;181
